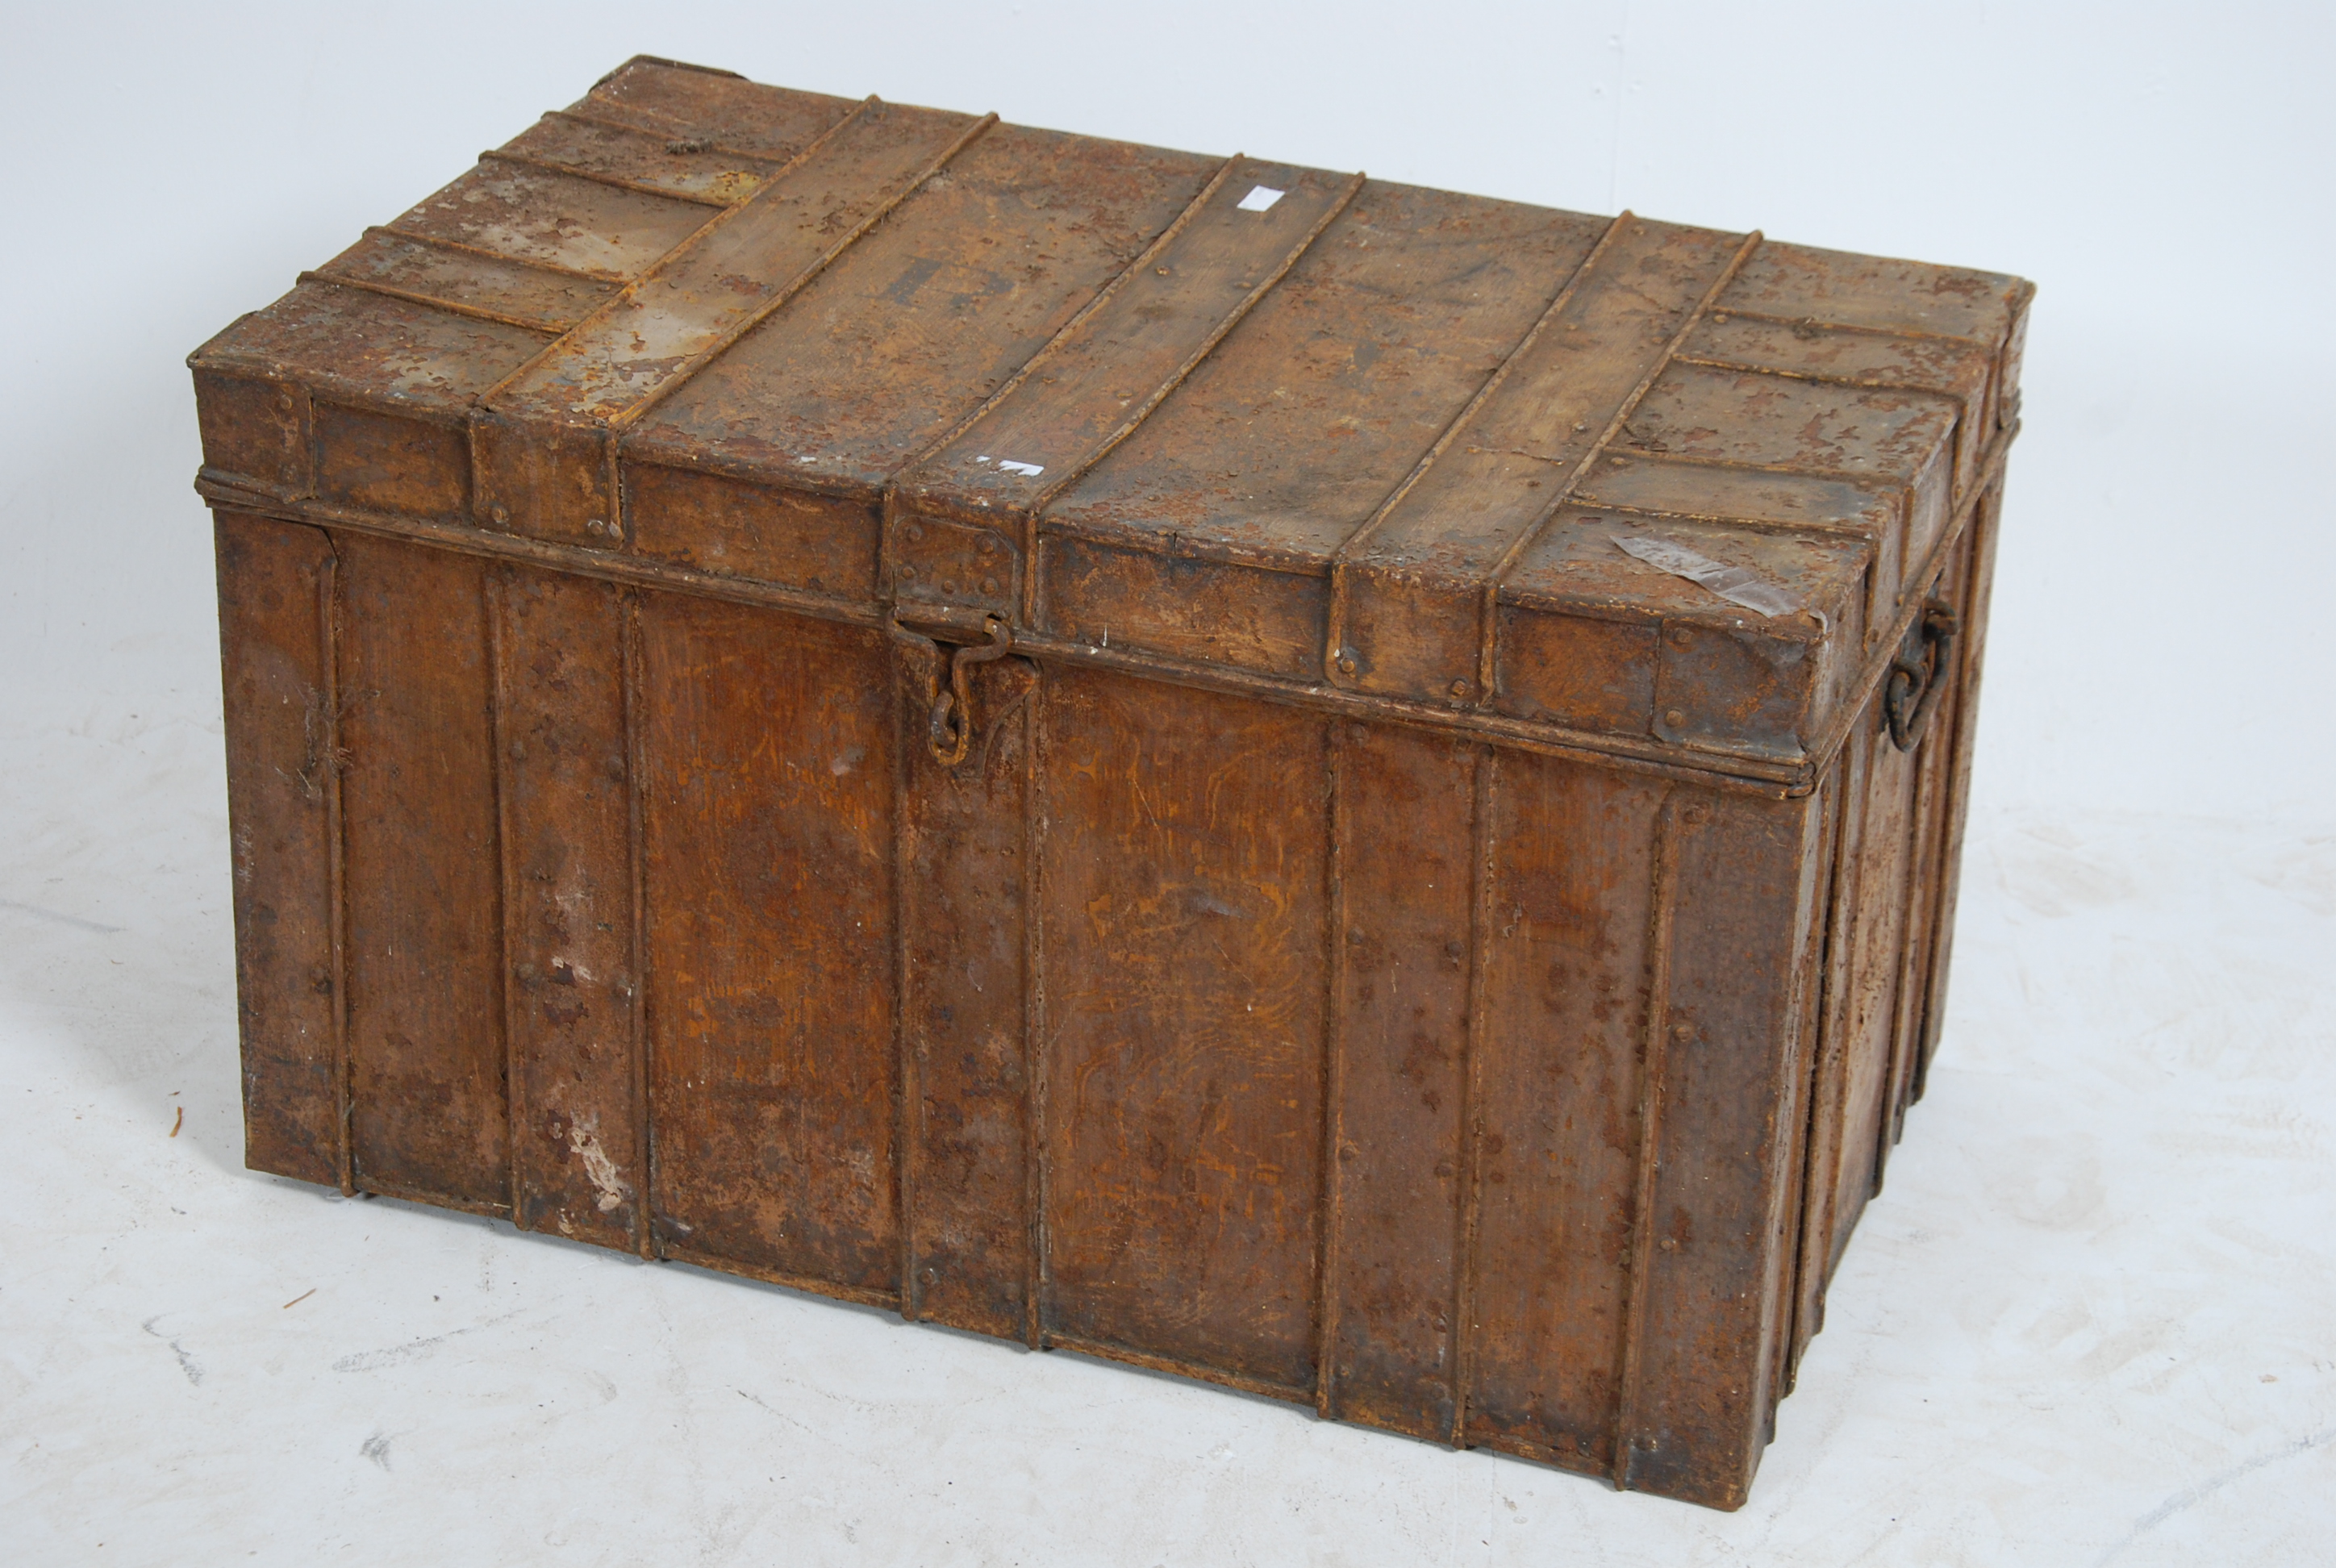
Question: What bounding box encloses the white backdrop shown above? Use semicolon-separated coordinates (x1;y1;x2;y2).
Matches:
2;5;2331;1565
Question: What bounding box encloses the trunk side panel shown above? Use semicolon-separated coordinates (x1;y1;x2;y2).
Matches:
638;595;899;1291
1466;753;1666;1470
1618;787;1829;1509
337;532;510;1208
1323;724;1476;1436
1037;667;1329;1391
493;566;644;1248
1827;719;1919;1267
215;512;343;1187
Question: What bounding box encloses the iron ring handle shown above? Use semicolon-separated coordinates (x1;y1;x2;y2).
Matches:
1883;598;1959;752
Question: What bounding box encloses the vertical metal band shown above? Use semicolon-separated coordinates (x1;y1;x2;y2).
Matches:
1313;724;1349;1417
1022;676;1050;1349
893;640;921;1320
1480;231;1765;702
1782;768;1850;1384
620;591;657;1260
1320;212;1632;684
1612;787;1690;1487
1449;744;1497;1446
317;546;355;1197
484;569;522;1224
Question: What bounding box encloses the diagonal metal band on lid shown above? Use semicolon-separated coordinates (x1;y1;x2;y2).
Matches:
885;158;1366;626
1324;219;1762;711
469;97;1000;546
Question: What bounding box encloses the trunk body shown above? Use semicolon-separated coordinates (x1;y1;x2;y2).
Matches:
197;57;2027;1511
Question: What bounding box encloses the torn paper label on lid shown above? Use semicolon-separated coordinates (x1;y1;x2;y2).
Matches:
996;459;1044;477
1237;185;1286;212
1612;535;1802;618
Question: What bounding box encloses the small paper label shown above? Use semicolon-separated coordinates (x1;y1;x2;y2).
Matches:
1237;185;1286;213
1612;535;1802;618
997;459;1045;477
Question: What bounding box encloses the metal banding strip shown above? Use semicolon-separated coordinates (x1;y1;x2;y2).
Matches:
1021;673;1047;1349
1021;170;1369;620
1313;730;1349;1418
485;573;522;1224
365;223;628;284
1670;356;1977;404
1781;771;1851;1382
317;550;355;1198
476;100;1000;541
892;625;920;1320
323;107;824;345
1308;219;1758;713
1450;744;1497;1446
620;594;656;1260
475;147;738;207
548;106;798;167
886;154;1242;483
875;153;1243;619
296;271;570;336
1582;444;1932;493
1695;304;2010;349
1611;787;1689;1487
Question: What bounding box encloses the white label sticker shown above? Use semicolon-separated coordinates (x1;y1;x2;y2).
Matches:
1237;185;1286;213
997;459;1045;477
1612;535;1803;618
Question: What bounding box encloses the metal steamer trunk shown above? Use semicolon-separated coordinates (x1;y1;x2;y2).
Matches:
192;57;2029;1510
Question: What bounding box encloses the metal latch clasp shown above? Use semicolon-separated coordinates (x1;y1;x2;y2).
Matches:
887;612;1014;765
1883;598;1960;751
